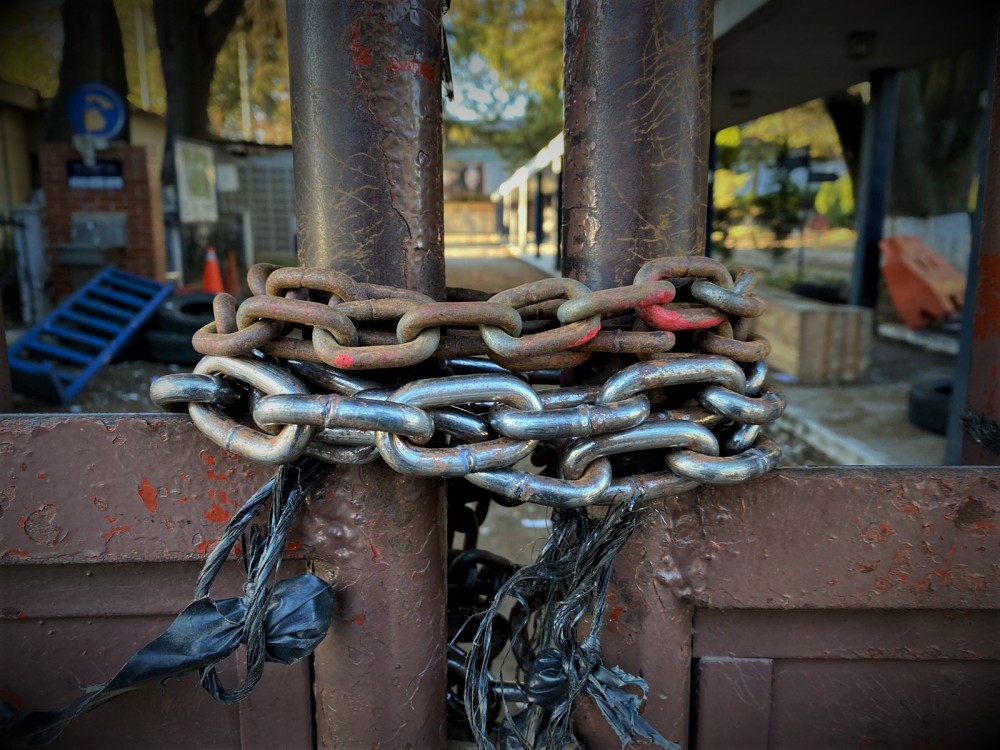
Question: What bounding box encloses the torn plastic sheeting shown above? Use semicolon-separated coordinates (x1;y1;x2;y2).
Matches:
0;574;334;748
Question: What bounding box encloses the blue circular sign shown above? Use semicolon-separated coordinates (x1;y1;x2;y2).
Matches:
66;83;126;139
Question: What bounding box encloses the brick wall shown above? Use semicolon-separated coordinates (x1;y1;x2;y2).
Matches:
39;143;166;300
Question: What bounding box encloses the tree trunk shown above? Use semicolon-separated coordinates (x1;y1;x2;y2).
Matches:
823;89;864;200
45;0;130;143
889;44;990;217
153;0;243;143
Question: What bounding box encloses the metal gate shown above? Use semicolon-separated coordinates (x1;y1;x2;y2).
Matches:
2;1;999;748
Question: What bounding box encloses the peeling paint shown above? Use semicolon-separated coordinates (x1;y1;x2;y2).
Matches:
137;477;157;514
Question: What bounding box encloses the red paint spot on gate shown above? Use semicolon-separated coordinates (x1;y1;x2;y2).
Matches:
138;477;157;514
204;502;231;524
103;526;130;543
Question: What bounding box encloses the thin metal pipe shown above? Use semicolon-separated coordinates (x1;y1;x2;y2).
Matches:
285;2;447;746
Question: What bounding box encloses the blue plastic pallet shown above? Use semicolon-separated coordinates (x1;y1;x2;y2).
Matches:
9;266;173;404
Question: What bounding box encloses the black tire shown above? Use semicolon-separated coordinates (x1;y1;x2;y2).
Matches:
907;377;953;435
145;329;203;365
158;291;217;334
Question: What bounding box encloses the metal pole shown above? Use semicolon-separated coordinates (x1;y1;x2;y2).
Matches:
285;2;446;747
534;171;545;257
848;68;899;308
948;19;1000;466
563;0;714;745
563;0;714;289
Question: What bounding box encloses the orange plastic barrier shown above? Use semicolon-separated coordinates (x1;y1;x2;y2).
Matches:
879;236;965;330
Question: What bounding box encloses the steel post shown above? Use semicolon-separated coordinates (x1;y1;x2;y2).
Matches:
949;19;1000;466
285;2;447;746
848;68;899;309
562;0;714;290
563;0;714;745
534;171;545;257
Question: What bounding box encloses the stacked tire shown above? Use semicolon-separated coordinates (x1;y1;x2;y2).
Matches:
145;292;217;365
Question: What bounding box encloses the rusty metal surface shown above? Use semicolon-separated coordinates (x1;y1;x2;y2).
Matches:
694;658;772;750
0;415;267;563
588;466;999;747
285;0;445;298
304;463;446;749
960;23;1000;465
694;609;1000;660
769;661;999;749
562;0;714;289
284;2;448;746
1;562;313;750
563;1;715;744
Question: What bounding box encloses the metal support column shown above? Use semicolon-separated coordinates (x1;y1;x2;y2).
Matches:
849;68;899;308
948;20;1000;466
563;0;714;289
285;2;446;746
563;0;714;745
534;171;545;257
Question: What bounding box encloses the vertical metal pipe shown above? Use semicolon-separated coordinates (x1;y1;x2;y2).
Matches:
563;1;714;746
848;68;899;308
563;0;714;290
949;20;1000;466
534;171;545;257
285;2;446;747
287;0;445;297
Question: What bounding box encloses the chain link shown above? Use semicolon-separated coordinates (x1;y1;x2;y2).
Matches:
152;256;785;504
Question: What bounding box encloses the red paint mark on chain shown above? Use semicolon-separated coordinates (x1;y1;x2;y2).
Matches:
387;58;435;82
285;541;302;553
178;496;189;504
35;472;46;480
104;515;118;524
207;470;228;481
138;477;158;513
204;502;231;524
349;20;373;67
894;501;920;519
91;494;109;511
368;538;382;559
334;353;354;368
103;526;130;544
569;324;601;349
348;613;366;626
608;605;625;623
200;451;216;467
2;549;30;559
17;516;27;529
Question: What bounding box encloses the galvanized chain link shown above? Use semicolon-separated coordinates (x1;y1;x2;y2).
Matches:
151;256;785;509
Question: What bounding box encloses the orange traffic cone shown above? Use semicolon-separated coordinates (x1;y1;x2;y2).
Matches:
201;246;225;294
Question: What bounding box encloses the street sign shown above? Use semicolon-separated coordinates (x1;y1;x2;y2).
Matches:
66;83;126;140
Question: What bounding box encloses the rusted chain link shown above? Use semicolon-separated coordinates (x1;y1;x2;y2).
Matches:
153;256;785;508
190;257;769;371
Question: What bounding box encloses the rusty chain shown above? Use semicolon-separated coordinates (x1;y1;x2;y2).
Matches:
151;256;785;508
145;254;785;747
